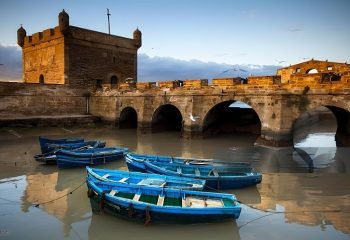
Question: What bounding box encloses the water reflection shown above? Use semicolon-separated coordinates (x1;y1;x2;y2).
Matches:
0;124;349;239
251;173;350;235
88;213;240;240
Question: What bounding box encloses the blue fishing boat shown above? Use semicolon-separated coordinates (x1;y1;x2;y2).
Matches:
39;136;84;153
45;140;106;153
56;147;128;168
125;152;251;173
34;140;106;164
143;161;262;190
86;177;241;224
86;167;205;191
34;152;58;164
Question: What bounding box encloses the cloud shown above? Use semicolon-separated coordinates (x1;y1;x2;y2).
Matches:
138;54;279;81
0;44;22;81
0;45;279;82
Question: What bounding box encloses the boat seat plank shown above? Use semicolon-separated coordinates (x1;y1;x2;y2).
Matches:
102;174;110;178
205;198;224;207
133;193;141;201
177;167;182;174
182;197;187;207
119;177;128;183
186;196;206;208
109;190;118;196
157;195;165;206
195;168;200;176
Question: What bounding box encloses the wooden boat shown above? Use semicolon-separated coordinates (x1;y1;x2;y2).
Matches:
86;176;241;223
39;136;84;153
143;161;262;190
45;140;106;153
34;140;106;164
56;147;128;168
125;152;251;173
86;167;205;191
34;152;58;164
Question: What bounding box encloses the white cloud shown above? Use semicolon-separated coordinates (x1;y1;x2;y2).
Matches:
138;54;279;81
0;44;22;81
0;45;279;82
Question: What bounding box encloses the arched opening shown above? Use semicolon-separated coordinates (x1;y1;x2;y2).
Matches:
39;74;44;84
306;68;318;74
293;106;337;147
202;100;261;137
110;76;118;86
293;106;350;147
152;104;182;133
326;106;350;147
119;107;137;129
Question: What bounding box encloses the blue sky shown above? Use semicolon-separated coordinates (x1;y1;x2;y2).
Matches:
0;0;349;81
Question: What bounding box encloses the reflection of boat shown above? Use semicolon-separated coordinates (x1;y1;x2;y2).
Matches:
87;177;241;223
88;212;241;239
143;161;262;190
125;153;251;172
86;167;205;190
56;147;128;168
34;141;107;164
39;136;84;153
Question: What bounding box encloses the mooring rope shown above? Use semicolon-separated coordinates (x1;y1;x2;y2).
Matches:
33;179;86;207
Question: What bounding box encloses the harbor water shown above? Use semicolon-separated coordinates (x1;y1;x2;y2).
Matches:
0;118;349;239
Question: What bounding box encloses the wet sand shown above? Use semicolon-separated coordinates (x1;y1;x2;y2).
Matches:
0;126;349;240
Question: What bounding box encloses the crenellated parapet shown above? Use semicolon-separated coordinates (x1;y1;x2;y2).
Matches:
22;27;64;47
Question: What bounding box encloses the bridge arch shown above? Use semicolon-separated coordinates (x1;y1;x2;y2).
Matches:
202;100;261;137
292;103;350;147
152;104;183;133
119;107;137;129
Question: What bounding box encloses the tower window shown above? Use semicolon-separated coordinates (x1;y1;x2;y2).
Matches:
110;76;118;87
39;74;44;84
96;79;102;88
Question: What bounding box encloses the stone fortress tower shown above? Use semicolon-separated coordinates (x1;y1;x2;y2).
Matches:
17;10;142;88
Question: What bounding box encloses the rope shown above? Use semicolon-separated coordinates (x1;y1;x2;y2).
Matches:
204;185;345;214
33;179;86;207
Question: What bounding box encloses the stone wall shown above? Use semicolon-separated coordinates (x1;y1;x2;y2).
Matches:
0;82;87;117
67;28;138;88
22;27;65;84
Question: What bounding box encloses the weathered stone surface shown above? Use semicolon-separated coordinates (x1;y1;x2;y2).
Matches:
6;11;350;146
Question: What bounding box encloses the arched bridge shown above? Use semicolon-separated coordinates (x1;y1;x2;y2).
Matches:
90;75;350;147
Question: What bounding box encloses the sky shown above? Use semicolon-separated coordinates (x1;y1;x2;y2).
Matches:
0;0;349;81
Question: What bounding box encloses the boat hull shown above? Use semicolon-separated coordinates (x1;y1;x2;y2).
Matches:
86;179;241;224
86;167;205;191
56;147;128;168
39;136;84;154
143;161;262;190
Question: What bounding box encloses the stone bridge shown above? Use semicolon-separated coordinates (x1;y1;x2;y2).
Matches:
90;73;350;147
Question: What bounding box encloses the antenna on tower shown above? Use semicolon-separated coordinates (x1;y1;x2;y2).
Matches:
106;8;111;35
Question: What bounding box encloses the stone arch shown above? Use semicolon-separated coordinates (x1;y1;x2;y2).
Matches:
119;107;138;129
306;68;318;74
39;74;44;84
106;72;120;85
110;75;118;86
292;102;350;147
152;104;183;133
202;99;261;137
